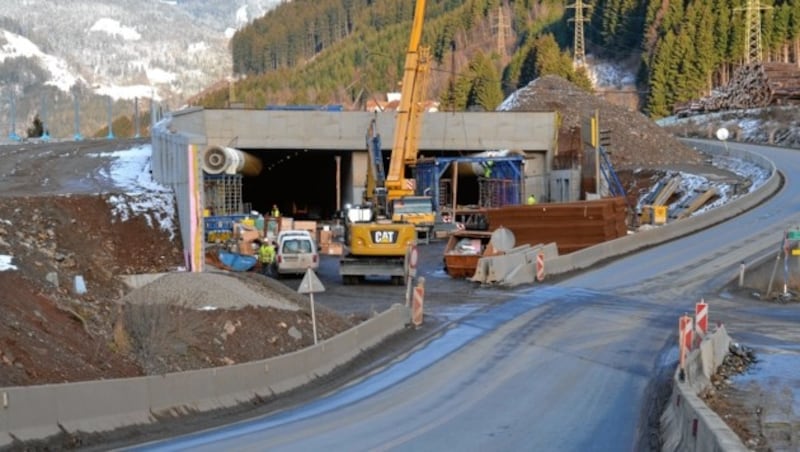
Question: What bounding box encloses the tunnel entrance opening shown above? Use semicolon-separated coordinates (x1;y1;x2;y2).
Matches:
241;149;351;221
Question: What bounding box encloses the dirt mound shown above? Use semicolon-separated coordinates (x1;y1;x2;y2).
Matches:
0;193;353;386
121;272;301;311
501;75;705;169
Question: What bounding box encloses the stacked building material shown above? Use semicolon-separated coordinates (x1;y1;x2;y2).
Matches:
485;197;628;255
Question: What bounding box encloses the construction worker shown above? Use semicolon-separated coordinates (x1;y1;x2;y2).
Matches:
483;160;494;178
271;204;281;218
258;239;276;276
527;194;537;205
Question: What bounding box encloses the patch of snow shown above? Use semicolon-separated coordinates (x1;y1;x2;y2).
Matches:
738;119;762;138
224;27;237;39
146;67;176;85
0;30;81;92
635;150;770;220
585;59;637;89
497;90;520;111
89;18;141;41
235;5;250;26
90;144;177;239
188;42;209;53
0;254;17;271
93;84;160;101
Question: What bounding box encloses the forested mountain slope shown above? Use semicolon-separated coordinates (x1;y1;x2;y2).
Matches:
197;0;800;117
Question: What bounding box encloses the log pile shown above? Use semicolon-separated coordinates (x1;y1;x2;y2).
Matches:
673;63;800;116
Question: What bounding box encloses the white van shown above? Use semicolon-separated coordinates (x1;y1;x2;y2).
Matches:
275;235;319;276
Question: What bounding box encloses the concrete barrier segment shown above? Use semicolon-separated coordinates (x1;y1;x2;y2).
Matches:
661;325;747;451
500;261;536;287
547;141;779;277
0;304;410;443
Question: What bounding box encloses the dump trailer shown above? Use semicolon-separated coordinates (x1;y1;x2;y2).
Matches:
339;206;416;285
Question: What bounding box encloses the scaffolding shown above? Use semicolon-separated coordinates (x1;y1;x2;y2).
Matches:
204;174;243;216
479;177;521;208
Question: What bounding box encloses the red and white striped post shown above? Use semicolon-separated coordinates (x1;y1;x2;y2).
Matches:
679;314;693;374
412;277;425;327
536;252;545;282
695;299;708;339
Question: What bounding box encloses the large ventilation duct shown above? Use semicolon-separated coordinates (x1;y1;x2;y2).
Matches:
202;145;263;176
456;150;525;176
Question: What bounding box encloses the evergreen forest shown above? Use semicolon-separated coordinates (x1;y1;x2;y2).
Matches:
194;0;800;118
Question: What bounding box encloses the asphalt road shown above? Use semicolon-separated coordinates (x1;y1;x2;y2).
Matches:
130;140;799;451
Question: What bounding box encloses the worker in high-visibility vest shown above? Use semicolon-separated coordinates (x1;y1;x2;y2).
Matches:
257;239;276;276
527;194;537;205
483;160;494;178
271;204;281;218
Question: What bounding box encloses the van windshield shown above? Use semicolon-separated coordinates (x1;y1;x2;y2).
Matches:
282;239;313;253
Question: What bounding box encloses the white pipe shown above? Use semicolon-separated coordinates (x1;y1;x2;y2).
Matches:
202;145;263;176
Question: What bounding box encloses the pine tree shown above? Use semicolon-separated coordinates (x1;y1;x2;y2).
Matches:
27;114;44;138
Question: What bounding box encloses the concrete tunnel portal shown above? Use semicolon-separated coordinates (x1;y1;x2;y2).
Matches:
238;149;350;221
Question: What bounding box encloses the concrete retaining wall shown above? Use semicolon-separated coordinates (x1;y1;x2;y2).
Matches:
0;304;410;447
546;140;779;276
660;326;748;451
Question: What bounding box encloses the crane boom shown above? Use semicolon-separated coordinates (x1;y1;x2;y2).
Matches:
385;0;430;201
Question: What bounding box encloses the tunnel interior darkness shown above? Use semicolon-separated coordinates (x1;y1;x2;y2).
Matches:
215;149;485;222
241;149;350;221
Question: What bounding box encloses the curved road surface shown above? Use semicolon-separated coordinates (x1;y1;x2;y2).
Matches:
133;140;799;451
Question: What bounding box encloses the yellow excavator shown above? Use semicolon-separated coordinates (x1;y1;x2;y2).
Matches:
340;0;431;285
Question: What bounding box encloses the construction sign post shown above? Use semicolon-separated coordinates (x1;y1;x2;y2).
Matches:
298;268;326;345
536;252;545;282
695;299;708;338
405;244;418;307
412;277;425;327
679;314;693;375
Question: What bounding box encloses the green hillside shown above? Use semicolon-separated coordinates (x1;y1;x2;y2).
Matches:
194;0;800;118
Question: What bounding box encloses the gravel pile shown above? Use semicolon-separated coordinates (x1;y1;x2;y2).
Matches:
499;75;705;169
121;272;300;311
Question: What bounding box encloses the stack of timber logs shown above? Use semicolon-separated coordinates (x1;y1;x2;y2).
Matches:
485;197;628;255
674;63;800;116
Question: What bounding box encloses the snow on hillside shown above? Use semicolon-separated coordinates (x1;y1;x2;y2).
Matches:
89;18;142;41
0;30;82;92
0;0;286;107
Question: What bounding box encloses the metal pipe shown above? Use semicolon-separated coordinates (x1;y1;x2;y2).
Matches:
202;145;263;176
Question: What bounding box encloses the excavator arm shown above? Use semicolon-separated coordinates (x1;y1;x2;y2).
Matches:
365;117;387;216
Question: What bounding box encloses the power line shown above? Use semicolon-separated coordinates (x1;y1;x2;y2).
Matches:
566;0;592;68
735;0;772;63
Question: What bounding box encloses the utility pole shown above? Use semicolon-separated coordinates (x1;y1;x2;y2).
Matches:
492;5;510;56
134;97;140;138
73;89;82;141
8;91;19;141
40;96;50;141
106;96;115;140
567;0;591;68
736;0;772;64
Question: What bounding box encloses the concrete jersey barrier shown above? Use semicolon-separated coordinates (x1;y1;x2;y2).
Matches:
660;326;749;451
546;139;779;277
0;304;411;447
